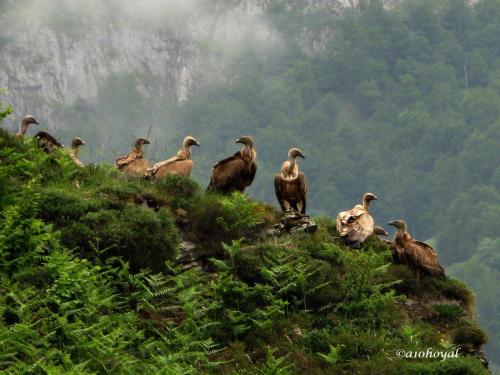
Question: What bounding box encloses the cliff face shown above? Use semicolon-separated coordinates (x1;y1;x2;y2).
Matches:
0;0;392;130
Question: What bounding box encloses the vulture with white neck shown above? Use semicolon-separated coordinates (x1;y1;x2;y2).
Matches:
207;136;257;194
146;136;200;178
114;138;150;178
70;138;86;167
388;219;445;278
336;192;378;248
274;147;307;214
16;115;39;138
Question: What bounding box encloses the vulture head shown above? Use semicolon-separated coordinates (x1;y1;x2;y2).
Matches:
288;147;305;160
388;219;407;232
71;137;86;148
363;192;378;203
183;135;200;148
135;138;150;149
23;115;40;126
373;226;389;236
235;136;254;148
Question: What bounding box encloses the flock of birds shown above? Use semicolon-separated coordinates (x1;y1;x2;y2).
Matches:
14;114;445;279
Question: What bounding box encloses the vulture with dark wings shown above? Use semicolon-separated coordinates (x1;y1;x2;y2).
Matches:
274;147;307;214
207;136;257;194
70;137;86;167
336;192;378;248
114;138;150;178
388;219;445;278
16;115;39;138
146;136;200;178
34;131;64;153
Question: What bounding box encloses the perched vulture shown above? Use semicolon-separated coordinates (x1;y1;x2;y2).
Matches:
16;115;39;138
70;137;86;167
207;136;257;194
274;147;307;214
336;192;378;248
146;136;200;178
388;219;445;279
34;131;64;153
114;138;150;178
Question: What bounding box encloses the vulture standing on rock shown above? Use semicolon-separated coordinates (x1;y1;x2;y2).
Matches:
274;147;307;214
70;137;86;167
35;131;64;153
388;219;445;278
146;136;200;178
16;115;39;138
114;138;150;178
207;136;257;194
336;192;378;248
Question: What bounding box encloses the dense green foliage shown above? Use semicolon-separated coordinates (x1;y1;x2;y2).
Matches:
0;121;489;373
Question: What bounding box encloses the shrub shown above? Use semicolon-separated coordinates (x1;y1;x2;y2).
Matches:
452;318;488;351
156;174;199;209
63;206;179;272
432;303;464;323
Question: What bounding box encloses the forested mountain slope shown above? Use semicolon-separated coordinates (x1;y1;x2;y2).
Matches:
0;116;490;374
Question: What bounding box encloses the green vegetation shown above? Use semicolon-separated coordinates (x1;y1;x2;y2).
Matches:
0;122;489;373
47;0;500;362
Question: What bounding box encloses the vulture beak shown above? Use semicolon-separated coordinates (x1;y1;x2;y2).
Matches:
33;120;40;125
235;138;244;144
299;153;305;159
382;229;389;236
143;139;151;145
194;140;200;146
81;140;86;145
373;195;378;200
388;221;397;227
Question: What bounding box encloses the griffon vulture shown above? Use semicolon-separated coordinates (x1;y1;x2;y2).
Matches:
70;137;86;167
114;138;150;178
207;136;257;194
34;131;64;153
146;136;200;178
388;219;445;278
336;192;378;248
16;115;39;138
274;147;307;214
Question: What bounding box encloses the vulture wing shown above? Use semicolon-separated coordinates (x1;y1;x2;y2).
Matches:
274;174;286;211
298;172;307;214
35;131;64;153
147;153;185;176
208;152;244;192
405;240;445;278
246;161;257;187
115;150;143;170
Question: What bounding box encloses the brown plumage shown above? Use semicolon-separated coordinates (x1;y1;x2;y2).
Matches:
388;219;445;278
114;138;150;178
16;115;39;138
336;192;378;248
146;136;200;178
373;226;389;237
34;131;64;153
70;138;86;167
274;148;307;214
207;136;257;194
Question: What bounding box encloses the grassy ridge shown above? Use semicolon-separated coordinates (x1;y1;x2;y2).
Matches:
0;129;489;374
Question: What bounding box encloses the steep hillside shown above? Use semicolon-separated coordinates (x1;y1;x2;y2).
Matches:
0;127;489;373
